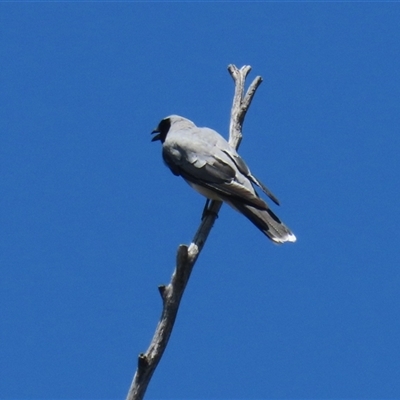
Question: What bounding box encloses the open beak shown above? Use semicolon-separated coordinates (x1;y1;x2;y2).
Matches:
151;128;161;142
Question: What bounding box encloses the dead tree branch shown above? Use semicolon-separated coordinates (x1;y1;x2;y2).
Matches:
126;64;263;400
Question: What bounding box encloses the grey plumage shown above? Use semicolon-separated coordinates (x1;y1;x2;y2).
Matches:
151;115;296;244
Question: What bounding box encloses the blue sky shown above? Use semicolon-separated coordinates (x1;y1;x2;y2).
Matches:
1;3;400;399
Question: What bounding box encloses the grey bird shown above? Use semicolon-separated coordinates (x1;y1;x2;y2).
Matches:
151;115;296;244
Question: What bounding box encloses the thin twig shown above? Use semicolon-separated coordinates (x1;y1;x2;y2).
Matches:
126;64;263;400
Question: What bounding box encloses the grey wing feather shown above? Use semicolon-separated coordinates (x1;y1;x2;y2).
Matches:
196;158;236;183
184;164;267;210
163;148;235;182
221;149;280;206
247;173;280;206
163;145;267;209
162;149;181;176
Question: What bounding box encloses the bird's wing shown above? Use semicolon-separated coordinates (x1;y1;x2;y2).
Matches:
162;143;268;210
221;149;280;206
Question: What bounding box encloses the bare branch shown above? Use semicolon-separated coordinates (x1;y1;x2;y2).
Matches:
126;65;263;400
228;64;263;150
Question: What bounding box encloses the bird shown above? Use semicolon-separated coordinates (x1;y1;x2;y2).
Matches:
151;115;296;244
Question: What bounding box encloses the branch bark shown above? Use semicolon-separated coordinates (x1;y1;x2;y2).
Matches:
126;64;263;400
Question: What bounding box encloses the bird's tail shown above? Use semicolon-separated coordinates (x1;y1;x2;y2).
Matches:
228;200;296;244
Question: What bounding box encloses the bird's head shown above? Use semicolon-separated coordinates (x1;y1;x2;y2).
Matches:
151;117;171;143
151;115;195;143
